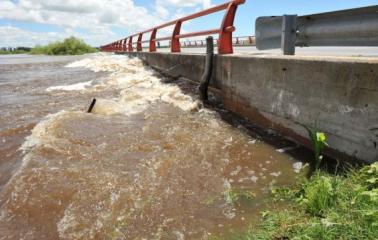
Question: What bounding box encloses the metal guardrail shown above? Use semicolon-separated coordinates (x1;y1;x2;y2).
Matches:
101;0;245;54
255;5;378;55
182;36;255;47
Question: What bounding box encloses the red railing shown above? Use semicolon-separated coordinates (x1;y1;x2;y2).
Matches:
101;0;245;54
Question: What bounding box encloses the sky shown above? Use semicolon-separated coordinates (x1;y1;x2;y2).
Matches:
0;0;377;47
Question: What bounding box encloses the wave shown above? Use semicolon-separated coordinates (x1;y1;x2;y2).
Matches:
64;54;201;115
46;80;93;91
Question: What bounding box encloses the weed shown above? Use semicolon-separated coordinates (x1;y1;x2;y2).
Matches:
224;188;255;205
203;195;218;206
298;123;328;170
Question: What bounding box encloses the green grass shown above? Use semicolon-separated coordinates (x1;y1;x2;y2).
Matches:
29;37;98;55
212;162;378;240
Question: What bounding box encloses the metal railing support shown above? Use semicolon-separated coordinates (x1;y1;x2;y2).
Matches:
137;33;143;52
149;28;157;52
171;21;182;52
281;15;297;55
122;38;127;52
248;36;253;44
219;1;239;54
128;37;133;52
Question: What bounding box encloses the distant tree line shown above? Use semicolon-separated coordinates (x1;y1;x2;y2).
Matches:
0;47;32;54
30;37;98;55
1;37;98;55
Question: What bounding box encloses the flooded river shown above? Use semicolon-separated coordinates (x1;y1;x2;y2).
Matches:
0;54;308;239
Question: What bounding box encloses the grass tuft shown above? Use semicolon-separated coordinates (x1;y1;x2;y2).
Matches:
299;173;335;216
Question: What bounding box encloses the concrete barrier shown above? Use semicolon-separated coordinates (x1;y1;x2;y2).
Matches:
123;51;378;163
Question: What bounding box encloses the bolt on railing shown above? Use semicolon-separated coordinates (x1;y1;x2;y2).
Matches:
101;0;245;54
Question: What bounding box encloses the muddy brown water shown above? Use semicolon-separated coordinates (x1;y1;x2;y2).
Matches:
0;53;308;239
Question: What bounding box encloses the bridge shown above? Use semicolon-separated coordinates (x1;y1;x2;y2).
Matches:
100;1;378;164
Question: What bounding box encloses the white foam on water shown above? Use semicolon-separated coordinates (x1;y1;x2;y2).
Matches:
1;54;202;237
66;54;144;73
20;110;76;153
293;162;303;173
46;80;93;91
66;55;200;115
4;54;198;192
4;110;82;184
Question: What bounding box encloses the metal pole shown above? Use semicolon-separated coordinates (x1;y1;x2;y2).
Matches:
199;36;214;101
87;98;97;113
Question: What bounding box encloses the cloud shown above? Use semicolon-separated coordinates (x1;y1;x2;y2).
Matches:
0;25;115;47
155;0;212;9
0;0;213;46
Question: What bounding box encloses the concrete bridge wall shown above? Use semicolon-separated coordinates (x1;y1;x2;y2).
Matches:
123;52;378;163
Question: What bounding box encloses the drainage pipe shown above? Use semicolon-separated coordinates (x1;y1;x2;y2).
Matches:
198;36;214;101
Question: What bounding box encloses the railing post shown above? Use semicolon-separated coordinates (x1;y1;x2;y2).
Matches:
149;28;157;52
137;33;143;52
120;39;124;52
281;15;297;55
123;38;128;51
128;36;133;52
171;20;182;52
219;1;242;54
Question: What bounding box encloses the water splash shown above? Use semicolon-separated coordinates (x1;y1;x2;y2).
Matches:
46;81;93;91
63;55;201;115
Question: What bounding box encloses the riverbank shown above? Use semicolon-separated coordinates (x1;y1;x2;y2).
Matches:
213;162;378;239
